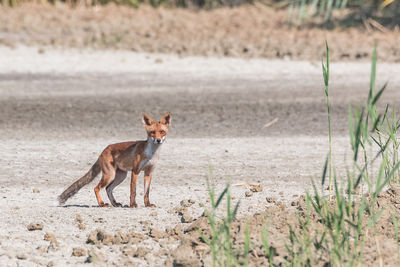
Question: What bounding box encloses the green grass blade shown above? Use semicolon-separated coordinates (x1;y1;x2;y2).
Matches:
371;82;388;106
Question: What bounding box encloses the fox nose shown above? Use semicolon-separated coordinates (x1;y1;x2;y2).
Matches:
156;138;162;143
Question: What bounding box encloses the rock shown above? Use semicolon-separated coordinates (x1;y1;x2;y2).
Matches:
33;188;40;193
47;261;55;267
72;247;86;257
245;191;253;197
250;184;263;192
155;58;163;63
181;212;194;223
27;223;43;231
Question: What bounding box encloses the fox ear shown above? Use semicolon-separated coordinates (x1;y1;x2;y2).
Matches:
160;112;171;126
142;113;154;126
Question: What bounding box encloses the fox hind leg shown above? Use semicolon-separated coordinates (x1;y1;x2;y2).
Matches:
106;169;127;207
94;162;115;207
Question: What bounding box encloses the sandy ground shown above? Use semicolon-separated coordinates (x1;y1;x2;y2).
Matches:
1;46;400;266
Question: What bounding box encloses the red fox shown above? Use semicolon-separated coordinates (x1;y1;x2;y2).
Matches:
54;112;171;208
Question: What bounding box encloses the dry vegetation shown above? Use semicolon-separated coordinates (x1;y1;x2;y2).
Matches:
0;3;400;61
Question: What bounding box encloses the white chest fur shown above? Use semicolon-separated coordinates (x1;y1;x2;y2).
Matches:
139;142;161;170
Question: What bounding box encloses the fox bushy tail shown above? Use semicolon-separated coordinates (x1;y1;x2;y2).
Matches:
54;160;101;206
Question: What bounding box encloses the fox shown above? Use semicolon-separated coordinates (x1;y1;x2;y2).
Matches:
54;112;171;208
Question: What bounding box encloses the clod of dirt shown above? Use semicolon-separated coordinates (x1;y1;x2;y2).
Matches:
245;191;253;197
32;188;40;193
266;196;277;203
139;220;153;226
250;184;263;192
136;247;151;258
145;253;155;265
85;250;105;264
174;224;184;237
181;212;194;223
185;216;209;233
27;223;43;231
87;229;114;247
87;229;145;247
37;245;47;254
173;205;188;215
180;199;195;207
172;243;201;267
78;223;86;230
16;253;27;260
94;217;104;223
122;246;151;258
114;232;131;244
150;228;167;240
75;214;83;224
121;246;137;257
44;232;58;249
72;247;86;257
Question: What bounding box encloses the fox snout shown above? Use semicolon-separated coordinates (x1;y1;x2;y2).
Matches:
152;137;165;144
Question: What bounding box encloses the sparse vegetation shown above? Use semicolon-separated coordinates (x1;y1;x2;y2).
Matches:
200;44;400;266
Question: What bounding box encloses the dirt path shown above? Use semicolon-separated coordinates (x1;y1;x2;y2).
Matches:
0;46;399;266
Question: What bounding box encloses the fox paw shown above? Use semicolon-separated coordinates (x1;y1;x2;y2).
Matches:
129;203;138;208
113;202;123;207
99;203;110;207
145;203;156;208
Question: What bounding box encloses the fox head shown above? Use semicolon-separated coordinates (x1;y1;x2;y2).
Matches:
142;112;171;144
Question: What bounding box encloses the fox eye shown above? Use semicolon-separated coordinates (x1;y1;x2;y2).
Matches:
160;130;166;135
150;131;156;135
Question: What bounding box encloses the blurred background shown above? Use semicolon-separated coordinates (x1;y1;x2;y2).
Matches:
0;0;399;61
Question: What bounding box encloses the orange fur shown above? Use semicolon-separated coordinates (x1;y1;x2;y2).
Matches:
55;112;171;207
